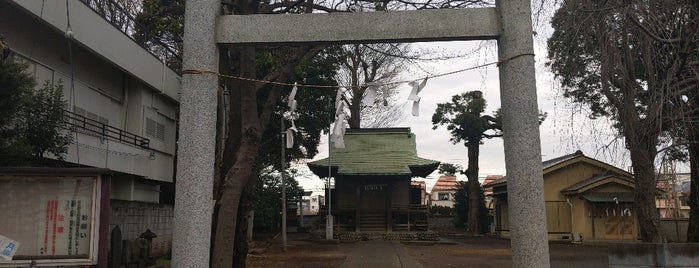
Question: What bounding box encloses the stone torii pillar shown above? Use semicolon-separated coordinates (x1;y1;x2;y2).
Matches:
172;1;219;267
174;1;550;267
496;1;550;267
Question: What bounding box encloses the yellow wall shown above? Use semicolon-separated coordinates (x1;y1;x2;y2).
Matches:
543;161;602;201
494;159;638;241
545;201;571;233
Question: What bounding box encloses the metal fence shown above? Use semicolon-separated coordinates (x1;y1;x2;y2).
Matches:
64;109;150;149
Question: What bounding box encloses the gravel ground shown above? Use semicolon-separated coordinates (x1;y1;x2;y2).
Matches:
247;233;610;268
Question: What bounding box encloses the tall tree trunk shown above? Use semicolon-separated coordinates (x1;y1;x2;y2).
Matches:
687;127;699;242
348;99;361;128
212;138;261;267
212;46;260;268
627;133;662;242
211;44;318;267
466;140;481;235
347;46;361;129
233;186;254;267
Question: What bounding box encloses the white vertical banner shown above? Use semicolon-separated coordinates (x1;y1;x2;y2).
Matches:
407;78;428;116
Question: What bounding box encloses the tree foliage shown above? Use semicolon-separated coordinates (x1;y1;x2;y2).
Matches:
432;91;502;144
438;163;462;177
250;168;302;233
133;1;340;265
335;44;412;128
432;91;545;235
215;46;338;267
0;57;34;165
82;0;143;32
453;181;488;233
0;57;72;165
432;91;500;235
23;81;73;163
137;1;496;266
133;0;183;56
547;0;698;242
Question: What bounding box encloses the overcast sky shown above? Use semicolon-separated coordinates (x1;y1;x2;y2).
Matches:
294;38;620;193
293;13;690;193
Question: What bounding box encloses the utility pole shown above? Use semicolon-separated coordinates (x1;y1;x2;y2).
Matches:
326;97;333;240
281;119;287;251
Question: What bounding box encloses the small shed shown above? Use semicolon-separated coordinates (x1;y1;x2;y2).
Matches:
308;128;439;232
484;151;647;242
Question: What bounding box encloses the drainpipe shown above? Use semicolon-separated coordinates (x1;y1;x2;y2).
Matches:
567;198;574;243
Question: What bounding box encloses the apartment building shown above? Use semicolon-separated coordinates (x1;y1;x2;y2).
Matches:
1;0;180;264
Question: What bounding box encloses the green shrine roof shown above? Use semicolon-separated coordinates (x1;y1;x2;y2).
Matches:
308;128;440;178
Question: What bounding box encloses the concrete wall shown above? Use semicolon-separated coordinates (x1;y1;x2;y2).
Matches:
109;200;173;244
7;0;181;102
660;219;689;242
1;2;123;116
2;1;178;183
609;243;699;267
108;200;173;267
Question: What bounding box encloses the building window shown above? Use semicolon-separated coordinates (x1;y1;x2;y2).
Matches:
145;117;165;141
73;106;108;134
681;196;689;207
438;193;450;201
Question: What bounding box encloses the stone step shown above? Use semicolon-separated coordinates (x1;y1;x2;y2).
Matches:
360;222;386;226
360;220;385;223
360;217;386;221
361;227;387;231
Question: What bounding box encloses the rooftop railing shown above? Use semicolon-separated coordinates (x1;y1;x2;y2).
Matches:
64;109;150;150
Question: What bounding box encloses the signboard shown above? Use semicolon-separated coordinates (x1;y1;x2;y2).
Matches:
37;196;91;256
0;174;101;266
0;235;19;260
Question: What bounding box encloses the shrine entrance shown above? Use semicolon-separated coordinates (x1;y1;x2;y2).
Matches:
359;184;388;231
308;128;438;232
360;184;387;211
174;1;551;267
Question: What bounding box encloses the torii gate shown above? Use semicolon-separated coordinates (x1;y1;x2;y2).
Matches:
173;1;550;267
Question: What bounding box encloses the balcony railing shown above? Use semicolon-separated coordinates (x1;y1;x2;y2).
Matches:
64;110;150;150
78;0;182;73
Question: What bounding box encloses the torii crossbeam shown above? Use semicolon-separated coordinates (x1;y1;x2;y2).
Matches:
173;1;550;267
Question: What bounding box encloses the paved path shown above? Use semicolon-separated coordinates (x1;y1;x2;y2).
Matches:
341;241;422;268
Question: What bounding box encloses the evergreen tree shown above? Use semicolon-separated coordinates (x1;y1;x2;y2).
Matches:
0;57;33;165
250;168;302;233
432;91;501;235
547;0;698;242
453;181;488;233
23;81;72;164
0;57;72;166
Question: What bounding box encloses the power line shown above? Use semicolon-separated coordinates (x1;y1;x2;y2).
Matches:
181;53;534;90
